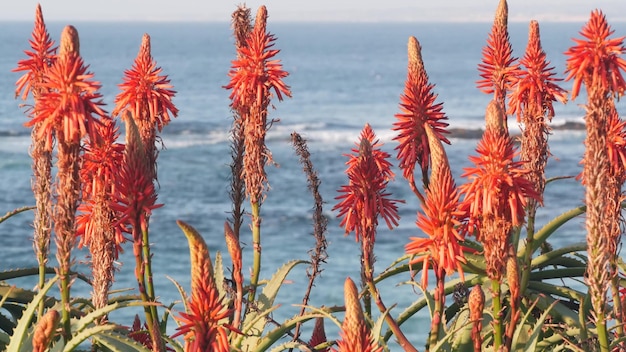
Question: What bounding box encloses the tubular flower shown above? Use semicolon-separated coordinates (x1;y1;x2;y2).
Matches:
27;43;106;151
606;108;626;182
565;9;626;100
393;36;449;186
459;129;538;236
13;4;56;100
332;278;383;352
477;0;517;103
174;221;232;352
113;33;178;134
225;5;291;110
509;21;567;122
333;124;401;243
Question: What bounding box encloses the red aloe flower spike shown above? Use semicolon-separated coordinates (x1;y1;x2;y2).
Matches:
111;114;162;237
393;36;450;193
565;10;626;100
13;4;56;100
333;124;402;244
174;221;232;352
477;0;517;125
332;278;383;352
75;116;126;313
28;26;106;151
509;21;567;122
406;125;473;288
225;5;291;205
113;33;178;134
459;128;538;237
225;5;291;111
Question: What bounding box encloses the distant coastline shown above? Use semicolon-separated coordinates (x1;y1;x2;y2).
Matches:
449;120;585;139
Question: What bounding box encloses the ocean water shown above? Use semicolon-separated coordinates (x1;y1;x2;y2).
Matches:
0;20;625;347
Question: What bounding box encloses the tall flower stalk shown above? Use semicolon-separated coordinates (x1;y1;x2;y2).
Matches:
13;4;56;318
113;33;177;349
564;10;626;351
405;125;472;350
75;116;125;317
113;115;163;350
459;101;538;349
508;20;567;295
27;25;106;339
225;5;291;306
333;125;415;351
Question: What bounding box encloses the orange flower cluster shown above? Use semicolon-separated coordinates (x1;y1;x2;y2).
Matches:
13;4;56;100
509;21;567;122
113;33;178;134
393;37;449;187
225;7;291;110
334;124;401;243
27;48;106;151
476;0;517;102
460;129;537;235
565;10;626;99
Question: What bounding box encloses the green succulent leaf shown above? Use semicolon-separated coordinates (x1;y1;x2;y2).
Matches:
237;259;307;351
6;275;58;352
91;329;155;352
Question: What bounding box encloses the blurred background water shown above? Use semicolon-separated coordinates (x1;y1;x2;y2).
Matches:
0;20;624;347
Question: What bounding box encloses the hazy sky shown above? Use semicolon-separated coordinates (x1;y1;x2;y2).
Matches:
2;0;626;23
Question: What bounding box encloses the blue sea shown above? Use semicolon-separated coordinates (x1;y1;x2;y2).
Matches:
0;20;625;348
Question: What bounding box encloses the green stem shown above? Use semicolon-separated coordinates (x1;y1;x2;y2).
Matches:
365;273;417;352
142;226;162;342
60;272;71;342
491;279;502;350
248;201;262;307
427;275;444;351
596;313;610;352
133;229;160;350
611;273;624;340
520;209;536;296
37;257;46;319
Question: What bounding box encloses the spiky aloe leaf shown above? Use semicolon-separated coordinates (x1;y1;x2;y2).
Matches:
6;275;57;352
90;330;152;352
70;300;150;335
213;251;226;299
254;310;335;351
514;299;558;352
61;324;117;352
517;205;585;257
166;275;189;317
237;259;307;350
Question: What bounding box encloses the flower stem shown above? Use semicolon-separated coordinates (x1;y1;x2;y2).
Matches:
142;226;162;346
427;275;444;352
248;201;262;307
491;279;503;349
520;210;536;296
365;276;417;352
